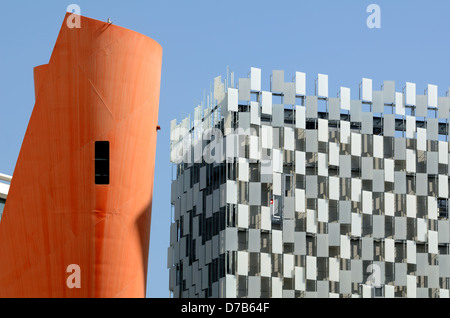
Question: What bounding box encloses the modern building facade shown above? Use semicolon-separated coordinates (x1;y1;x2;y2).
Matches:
0;13;162;297
168;67;450;298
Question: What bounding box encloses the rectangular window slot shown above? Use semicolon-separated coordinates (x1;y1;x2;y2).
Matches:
95;141;109;185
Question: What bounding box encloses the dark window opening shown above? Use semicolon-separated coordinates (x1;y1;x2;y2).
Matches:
374;287;383;297
95;141;110;185
438;199;448;219
219;253;225;279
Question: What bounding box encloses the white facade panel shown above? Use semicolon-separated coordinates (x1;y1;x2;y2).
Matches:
228;88;238;112
385;159;394;182
329;257;339;282
271;277;283;298
272;230;283;254
373;135;384;159
428;196;438;220
261;91;272;115
340;87;351;110
439;175;448;198
226;275;237;298
294;267;306;291
351;132;361;156
329;143;340;166
417;218;427;242
295;105;306;129
226;180;237;204
261;206;271;231
340;235;351;259
362;78;372;102
429;231;438;254
306;256;317;280
238;158;249;182
407;240;416;264
406;115;416;139
318;153;328;177
439;141;448;164
362;191;372;215
261;126;272;149
237;204;249;229
296;72;306;96
351;178;362;202
340;120;350;144
250;67;261;91
318;118;328;142
406;82;416;105
295;151;305;175
428;84;438;107
307;209;317;234
351;213;362;237
237;251;248;276
395;92;405;115
406;149;416;173
273;172;282;196
385;192;395;216
407;275;417;298
284;127;295;151
329;177;340;201
417;128;427;151
260;253;271;277
385;239;395;263
318;199;328;223
406;194;416;218
318;73;328;98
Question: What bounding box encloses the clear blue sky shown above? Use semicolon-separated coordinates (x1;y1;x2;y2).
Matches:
0;0;449;298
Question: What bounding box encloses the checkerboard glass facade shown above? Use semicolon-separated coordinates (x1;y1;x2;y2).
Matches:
168;68;450;298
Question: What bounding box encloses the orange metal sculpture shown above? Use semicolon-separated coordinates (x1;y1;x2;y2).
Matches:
0;13;162;297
